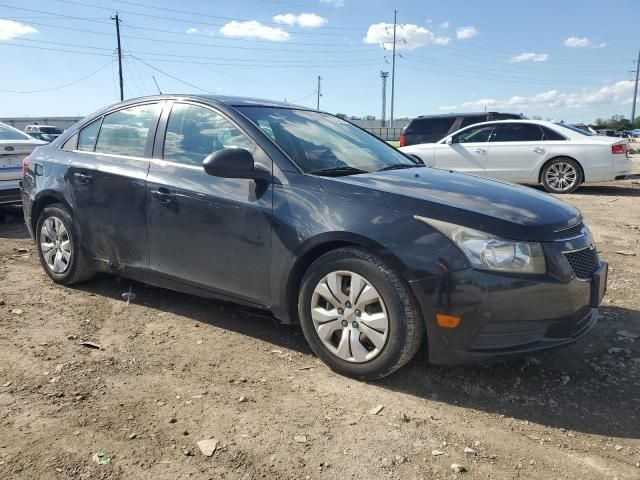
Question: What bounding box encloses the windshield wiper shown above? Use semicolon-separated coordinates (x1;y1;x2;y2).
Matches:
377;163;425;172
308;166;367;177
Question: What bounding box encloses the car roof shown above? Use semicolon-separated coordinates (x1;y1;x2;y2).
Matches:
413;112;522;119
101;94;312;110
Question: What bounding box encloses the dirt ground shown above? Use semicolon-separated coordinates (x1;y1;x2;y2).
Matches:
1;162;640;480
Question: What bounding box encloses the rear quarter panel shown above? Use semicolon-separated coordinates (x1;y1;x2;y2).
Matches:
525;142;614;184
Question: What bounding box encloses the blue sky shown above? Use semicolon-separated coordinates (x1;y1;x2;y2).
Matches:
1;0;638;122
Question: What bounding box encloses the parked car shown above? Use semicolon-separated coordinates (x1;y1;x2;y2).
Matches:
25;124;63;143
21;95;607;379
400;120;631;194
0;122;46;205
399;112;524;147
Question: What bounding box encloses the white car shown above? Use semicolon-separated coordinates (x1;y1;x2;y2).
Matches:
0;122;47;205
400;120;632;193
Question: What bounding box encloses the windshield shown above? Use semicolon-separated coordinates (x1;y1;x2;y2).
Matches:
40;127;62;134
556;123;594;136
0;124;31;141
237;107;416;175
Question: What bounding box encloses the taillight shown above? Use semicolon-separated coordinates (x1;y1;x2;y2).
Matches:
22;155;31;176
399;134;406;147
611;143;627;154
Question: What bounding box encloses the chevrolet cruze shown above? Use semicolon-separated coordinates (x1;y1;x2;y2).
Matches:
21;95;607;380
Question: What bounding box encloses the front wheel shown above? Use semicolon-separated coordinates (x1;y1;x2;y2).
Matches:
298;247;424;380
541;158;582;194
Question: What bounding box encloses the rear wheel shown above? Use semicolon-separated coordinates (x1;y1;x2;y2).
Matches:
36;203;95;285
298;247;424;380
541;158;582;194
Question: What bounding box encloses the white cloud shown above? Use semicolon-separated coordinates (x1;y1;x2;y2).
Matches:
439;80;635;111
186;27;199;34
456;25;478;40
594;42;607;48
0;19;37;40
219;20;290;42
273;13;327;28
320;0;344;7
510;52;549;63
363;22;450;50
564;36;590;48
439;21;450;29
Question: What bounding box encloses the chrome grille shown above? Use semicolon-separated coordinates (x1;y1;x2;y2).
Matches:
553;223;584;240
564;247;600;280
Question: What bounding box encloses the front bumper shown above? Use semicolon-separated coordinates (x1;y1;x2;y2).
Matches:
410;258;606;364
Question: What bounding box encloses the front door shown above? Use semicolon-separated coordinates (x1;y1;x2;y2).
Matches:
434;124;495;176
145;101;272;305
68;102;161;269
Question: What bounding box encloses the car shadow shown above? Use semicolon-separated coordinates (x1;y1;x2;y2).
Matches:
531;183;640;198
0;206;30;240
71;275;639;439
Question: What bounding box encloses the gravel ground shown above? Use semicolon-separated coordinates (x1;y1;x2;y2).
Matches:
1;161;639;480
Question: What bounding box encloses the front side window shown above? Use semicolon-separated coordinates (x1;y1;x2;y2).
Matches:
492;123;544;142
452;125;495;143
95;103;159;157
77;118;102;152
163;103;252;167
238;107;416;174
0;124;31;141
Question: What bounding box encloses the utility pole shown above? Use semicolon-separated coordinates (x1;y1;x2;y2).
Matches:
111;13;124;101
390;10;397;124
316;76;322;110
380;71;388;127
632;49;640;126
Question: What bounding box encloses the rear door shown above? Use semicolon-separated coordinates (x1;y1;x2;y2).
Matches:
68;102;161;269
485;123;547;181
146;101;272;305
434;124;495;176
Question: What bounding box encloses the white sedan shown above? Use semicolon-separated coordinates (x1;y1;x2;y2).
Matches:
1;122;47;205
400;119;632;193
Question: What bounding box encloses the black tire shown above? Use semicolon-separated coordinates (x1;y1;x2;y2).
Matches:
35;203;95;285
298;247;424;380
541;157;582;194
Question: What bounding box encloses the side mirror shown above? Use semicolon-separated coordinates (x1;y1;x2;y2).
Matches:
445;137;453;145
203;148;264;180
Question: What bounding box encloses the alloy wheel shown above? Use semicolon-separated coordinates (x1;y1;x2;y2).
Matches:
310;270;389;363
545;162;578;192
40;216;72;274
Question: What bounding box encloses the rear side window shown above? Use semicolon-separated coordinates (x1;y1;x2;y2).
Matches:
77;118;102;151
542;127;566;141
95;103;159;157
406;117;456;136
492;123;544;142
163;103;252;167
489;113;523;121
453;125;495;143
460;115;488;128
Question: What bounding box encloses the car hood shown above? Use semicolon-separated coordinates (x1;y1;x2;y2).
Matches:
319;167;581;242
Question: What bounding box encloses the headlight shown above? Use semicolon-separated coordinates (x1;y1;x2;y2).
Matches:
415;216;546;274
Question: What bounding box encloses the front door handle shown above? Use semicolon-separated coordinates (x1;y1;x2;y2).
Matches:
73;171;92;185
475;148;487;154
150;188;174;204
532;147;545;153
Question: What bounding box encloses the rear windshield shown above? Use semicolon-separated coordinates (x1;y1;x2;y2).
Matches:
555;123;594;136
39;127;63;134
0;124;31;141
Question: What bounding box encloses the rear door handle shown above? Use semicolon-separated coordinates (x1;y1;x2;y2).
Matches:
73;171;92;185
532;147;545;153
475;148;487;154
150;188;174;204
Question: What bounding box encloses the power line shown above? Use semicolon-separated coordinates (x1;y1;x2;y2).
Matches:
130;56;211;93
0;60;113;93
